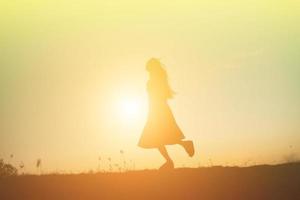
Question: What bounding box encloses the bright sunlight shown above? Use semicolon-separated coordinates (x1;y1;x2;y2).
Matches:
118;97;142;121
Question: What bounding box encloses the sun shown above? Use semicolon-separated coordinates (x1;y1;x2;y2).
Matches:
118;97;141;121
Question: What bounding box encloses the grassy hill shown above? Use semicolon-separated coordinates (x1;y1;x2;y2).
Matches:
1;162;299;200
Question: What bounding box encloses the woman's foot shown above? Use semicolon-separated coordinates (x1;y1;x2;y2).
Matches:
159;160;174;171
181;140;195;157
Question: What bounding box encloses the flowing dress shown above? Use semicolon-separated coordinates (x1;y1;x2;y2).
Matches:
138;80;185;148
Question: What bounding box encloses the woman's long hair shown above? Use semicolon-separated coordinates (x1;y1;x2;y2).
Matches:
146;58;175;99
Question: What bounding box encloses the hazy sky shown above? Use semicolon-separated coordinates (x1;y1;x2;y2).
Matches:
1;0;300;173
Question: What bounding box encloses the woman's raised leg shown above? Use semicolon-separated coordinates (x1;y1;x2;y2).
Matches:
178;140;195;157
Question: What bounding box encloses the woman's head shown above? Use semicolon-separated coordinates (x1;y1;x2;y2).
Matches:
146;58;162;72
146;58;175;99
146;58;167;78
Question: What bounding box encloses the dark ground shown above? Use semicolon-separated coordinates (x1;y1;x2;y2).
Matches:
1;162;300;200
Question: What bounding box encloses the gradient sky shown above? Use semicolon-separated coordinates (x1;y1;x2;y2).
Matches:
1;0;300;173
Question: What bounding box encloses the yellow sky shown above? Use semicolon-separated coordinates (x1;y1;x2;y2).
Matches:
1;0;300;172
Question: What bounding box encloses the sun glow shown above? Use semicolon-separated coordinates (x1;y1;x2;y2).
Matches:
118;97;142;121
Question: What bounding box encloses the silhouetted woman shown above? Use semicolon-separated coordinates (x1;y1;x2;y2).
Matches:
138;58;194;170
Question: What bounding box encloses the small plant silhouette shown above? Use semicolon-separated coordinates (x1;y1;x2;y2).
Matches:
107;157;112;172
0;159;18;177
120;150;127;171
19;161;25;175
36;159;42;174
97;156;102;172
